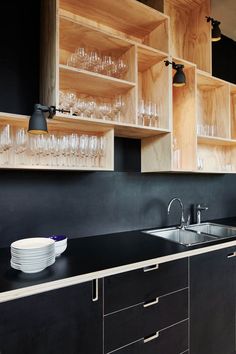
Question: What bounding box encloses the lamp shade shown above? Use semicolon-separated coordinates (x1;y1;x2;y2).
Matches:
212;21;221;42
28;104;48;134
173;65;186;87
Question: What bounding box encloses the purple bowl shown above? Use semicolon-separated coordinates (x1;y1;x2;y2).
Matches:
49;235;67;242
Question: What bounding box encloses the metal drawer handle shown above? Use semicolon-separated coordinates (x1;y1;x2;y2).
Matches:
92;279;99;302
143;331;159;344
227;252;236;258
143;264;159;272
143;297;159;308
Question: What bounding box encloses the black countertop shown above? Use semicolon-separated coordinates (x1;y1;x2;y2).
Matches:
1;217;236;295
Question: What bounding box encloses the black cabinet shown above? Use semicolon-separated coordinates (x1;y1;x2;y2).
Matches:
105;289;188;353
0;281;103;354
190;247;236;354
104;258;188;314
112;320;188;354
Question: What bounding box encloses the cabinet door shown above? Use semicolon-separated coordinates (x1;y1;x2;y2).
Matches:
190;247;236;354
0;280;103;354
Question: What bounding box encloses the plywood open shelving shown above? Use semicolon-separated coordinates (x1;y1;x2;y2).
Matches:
0;0;234;173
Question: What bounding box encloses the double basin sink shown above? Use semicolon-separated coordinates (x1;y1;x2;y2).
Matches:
144;223;236;247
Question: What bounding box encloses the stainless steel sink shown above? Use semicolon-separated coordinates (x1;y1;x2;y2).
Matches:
144;227;217;247
187;223;236;239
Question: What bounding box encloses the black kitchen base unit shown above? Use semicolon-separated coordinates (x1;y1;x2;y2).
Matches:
109;320;188;354
0;281;103;354
190;246;236;354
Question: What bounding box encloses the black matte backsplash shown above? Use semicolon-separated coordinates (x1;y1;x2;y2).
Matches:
0;1;235;247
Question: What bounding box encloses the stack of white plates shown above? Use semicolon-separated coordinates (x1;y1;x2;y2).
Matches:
10;238;56;273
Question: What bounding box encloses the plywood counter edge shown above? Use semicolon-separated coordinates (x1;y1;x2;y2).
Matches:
1;239;236;303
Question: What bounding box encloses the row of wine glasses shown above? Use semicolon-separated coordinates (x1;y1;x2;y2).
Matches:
67;47;129;79
138;100;160;127
0;125;106;168
59;91;125;121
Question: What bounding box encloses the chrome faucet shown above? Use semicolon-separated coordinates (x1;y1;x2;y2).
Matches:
167;198;190;229
196;204;208;224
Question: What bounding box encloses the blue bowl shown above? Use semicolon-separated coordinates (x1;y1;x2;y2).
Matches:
49;235;67;242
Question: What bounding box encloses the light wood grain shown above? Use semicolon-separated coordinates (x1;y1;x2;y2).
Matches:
141;133;172;172
59;0;169;38
137;45;167;73
197;143;236;172
40;0;58;106
59;65;135;96
197;72;230;139
164;0;211;72
173;64;197;170
198;136;236;146
231;93;236;139
138;59;171;130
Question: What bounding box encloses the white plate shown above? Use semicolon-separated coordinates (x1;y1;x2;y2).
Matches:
11;238;55;251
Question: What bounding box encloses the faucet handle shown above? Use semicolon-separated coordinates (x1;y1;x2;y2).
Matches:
186;214;191;227
196;204;208;211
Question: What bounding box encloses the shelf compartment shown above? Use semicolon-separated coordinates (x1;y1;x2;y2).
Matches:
138;52;171;130
141;133;172;172
164;0;211;73
197;143;236;173
197;72;230;139
59;0;169;53
172;59;197;171
0;112;114;171
59;17;136;83
59;65;135;96
59;65;136;124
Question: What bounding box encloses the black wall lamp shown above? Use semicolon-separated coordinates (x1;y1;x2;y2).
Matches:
206;16;221;42
164;60;186;87
28;104;69;134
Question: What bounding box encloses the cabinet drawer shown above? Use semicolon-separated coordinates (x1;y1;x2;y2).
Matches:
104;258;188;314
111;320;188;354
104;289;188;353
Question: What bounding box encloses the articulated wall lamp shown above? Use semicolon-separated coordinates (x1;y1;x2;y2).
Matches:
28;104;69;134
164;60;186;87
206;16;221;42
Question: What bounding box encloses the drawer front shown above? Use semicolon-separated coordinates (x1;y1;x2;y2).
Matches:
109;320;188;354
104;258;188;314
104;289;188;353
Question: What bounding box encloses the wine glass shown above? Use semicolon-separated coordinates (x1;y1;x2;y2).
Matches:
112;96;124;121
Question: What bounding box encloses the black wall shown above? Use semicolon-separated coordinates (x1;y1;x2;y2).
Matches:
0;1;235;247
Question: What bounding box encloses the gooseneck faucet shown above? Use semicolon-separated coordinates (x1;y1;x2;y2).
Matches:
167;198;189;229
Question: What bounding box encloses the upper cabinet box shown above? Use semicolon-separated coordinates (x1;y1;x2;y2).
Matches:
139;0;212;73
59;0;170;53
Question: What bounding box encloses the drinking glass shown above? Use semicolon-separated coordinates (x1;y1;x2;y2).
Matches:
15;128;27;165
67;53;78;67
98;102;113;120
0;125;13;165
138;100;145;125
75;47;88;69
112;96;124;121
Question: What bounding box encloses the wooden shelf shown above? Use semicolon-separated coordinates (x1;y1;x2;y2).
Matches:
172;59;197;171
198;136;236;146
59;0;170;52
59;65;136;97
0;112;114;171
38;0;236;175
163;0;211;73
138;51;171;130
55;113;170;139
197;71;230;139
59;16;136;83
